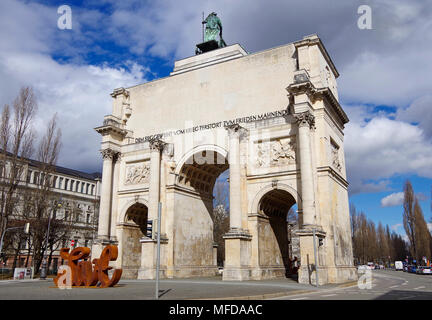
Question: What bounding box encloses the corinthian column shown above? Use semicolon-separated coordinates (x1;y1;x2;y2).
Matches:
148;138;166;221
98;148;117;240
226;124;245;231
294;111;316;227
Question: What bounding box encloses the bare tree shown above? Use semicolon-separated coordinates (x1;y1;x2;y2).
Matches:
403;180;417;259
413;198;431;263
0;87;36;262
27;114;62;272
212;175;229;266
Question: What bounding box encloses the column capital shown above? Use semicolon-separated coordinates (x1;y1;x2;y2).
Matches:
114;152;121;163
101;148;119;160
294;111;315;129
148;137;166;152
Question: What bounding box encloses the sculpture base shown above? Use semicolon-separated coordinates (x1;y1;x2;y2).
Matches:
196;40;219;54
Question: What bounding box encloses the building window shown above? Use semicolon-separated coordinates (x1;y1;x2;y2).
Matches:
52;176;57;188
76;181;79;192
84;239;89;248
91;185;95;195
26;170;32;183
20;239;27;250
59;177;63;189
86;213;91;224
64;179;69;190
33;172;39;184
81;183;84;193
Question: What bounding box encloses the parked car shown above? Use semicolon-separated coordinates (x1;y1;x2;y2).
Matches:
416;266;431;275
357;265;372;270
407;265;417;273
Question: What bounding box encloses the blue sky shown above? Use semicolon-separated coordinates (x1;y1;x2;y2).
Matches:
1;0;431;239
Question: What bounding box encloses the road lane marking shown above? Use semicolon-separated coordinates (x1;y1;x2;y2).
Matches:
291;297;309;300
414;286;425;290
398;295;416;300
389;285;399;288
322;294;337;297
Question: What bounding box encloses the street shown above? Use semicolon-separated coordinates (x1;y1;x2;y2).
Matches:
275;269;432;300
0;269;430;300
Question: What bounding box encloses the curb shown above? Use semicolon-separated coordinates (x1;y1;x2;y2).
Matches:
194;289;315;300
192;280;358;300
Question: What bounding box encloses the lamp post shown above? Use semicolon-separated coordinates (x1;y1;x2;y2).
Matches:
40;198;62;280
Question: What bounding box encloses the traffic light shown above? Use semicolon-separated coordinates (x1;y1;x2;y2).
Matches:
146;220;153;238
318;238;324;246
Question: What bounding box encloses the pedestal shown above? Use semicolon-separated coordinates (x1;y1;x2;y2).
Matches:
296;227;328;285
137;237;157;279
222;229;252;281
91;238;113;261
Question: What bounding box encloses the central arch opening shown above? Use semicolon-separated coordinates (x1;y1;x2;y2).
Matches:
175;149;229;276
258;189;297;278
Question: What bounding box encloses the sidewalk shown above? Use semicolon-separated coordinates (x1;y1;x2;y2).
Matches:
0;276;357;300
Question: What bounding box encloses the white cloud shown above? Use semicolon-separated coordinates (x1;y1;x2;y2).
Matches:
381;192;404;207
1;0;432;187
345;116;432;194
391;223;402;232
0;0;148;173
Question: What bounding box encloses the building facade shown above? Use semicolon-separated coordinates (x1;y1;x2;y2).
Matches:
93;34;357;284
1;155;101;273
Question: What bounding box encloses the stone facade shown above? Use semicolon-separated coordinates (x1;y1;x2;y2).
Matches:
93;34;357;284
1;156;101;272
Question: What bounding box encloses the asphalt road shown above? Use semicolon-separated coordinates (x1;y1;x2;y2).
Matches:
0;275;316;300
274;269;432;300
0;270;430;300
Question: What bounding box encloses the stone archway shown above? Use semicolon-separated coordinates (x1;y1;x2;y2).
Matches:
172;148;228;276
120;202;148;278
256;189;296;278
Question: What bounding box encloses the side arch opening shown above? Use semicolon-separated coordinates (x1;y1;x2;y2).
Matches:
258;189;298;278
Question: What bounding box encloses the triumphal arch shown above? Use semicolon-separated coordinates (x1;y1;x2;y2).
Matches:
93;33;357;284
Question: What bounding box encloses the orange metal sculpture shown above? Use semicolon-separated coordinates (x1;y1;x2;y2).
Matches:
54;245;122;288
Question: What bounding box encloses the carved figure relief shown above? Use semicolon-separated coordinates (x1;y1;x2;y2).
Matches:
331;141;342;172
256;138;296;167
125;162;150;185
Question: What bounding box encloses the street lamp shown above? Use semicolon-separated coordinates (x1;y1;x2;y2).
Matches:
40;198;62;280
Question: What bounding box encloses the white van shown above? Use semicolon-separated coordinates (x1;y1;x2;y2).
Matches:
395;261;403;271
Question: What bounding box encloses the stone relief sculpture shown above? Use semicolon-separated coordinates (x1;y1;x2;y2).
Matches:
125;162;150;185
256;138;296;167
331;142;342;172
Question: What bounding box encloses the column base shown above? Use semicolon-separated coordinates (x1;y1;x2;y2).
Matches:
91;237;114;259
298;266;328;285
223;229;252;281
296;226;327;285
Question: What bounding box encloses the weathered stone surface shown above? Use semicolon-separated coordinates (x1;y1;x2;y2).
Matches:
95;35;356;284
